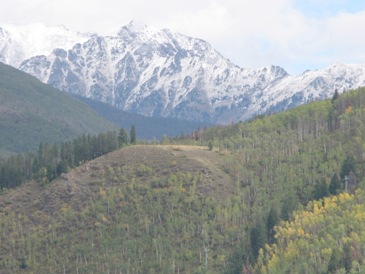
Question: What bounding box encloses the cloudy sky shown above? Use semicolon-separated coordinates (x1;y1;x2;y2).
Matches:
1;0;365;74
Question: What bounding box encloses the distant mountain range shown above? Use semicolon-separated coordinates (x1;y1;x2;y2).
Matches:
1;22;365;124
0;62;209;156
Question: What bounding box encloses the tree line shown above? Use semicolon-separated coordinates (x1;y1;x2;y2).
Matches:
0;126;137;190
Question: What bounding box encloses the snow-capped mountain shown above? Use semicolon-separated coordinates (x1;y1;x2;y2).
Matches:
244;63;365;119
1;22;365;124
0;23;90;67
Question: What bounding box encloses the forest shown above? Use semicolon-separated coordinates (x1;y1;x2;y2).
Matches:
257;190;365;273
0;126;134;189
167;86;365;273
1;87;365;273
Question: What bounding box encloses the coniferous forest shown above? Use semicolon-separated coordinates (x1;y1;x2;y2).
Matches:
1;87;365;273
0;128;135;189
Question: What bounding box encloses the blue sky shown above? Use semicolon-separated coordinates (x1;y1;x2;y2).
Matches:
1;0;365;74
295;0;365;17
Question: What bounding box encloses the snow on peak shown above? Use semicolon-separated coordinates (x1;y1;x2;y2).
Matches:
115;20;174;47
1;23;91;66
2;22;365;124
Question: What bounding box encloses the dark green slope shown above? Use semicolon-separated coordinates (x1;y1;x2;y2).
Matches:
0;63;117;156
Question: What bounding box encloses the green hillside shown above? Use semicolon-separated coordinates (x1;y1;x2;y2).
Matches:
0;62;117;156
1;87;365;273
168;86;365;272
257;191;365;273
0;145;238;273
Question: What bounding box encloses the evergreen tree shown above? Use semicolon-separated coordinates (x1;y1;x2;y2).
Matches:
329;173;341;195
340;155;355;180
331;89;339;103
250;221;267;260
281;193;298;221
118;128;129;146
130;125;137;144
267;207;279;244
224;248;246;274
328;249;342;273
313;179;329;200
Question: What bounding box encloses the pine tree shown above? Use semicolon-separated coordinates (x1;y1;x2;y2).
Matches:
328;249;342;273
340;155;355;180
267;208;279;244
250;221;267;260
281;193;298;221
313;179;329;200
331;89;339;103
130;125;137;144
118;128;129;146
329;174;341;195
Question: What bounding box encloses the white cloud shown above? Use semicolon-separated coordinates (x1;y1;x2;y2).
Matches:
1;0;365;74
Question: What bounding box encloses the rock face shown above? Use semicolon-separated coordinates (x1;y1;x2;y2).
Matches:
2;22;365;124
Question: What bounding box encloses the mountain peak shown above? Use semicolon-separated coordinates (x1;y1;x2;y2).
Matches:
2;22;365;124
117;21;168;44
126;20;147;30
259;65;289;77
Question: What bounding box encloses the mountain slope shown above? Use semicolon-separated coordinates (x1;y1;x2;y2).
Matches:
170;86;365;271
19;22;279;124
0;62;117;156
0;145;237;273
2;22;365;124
2;87;365;272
